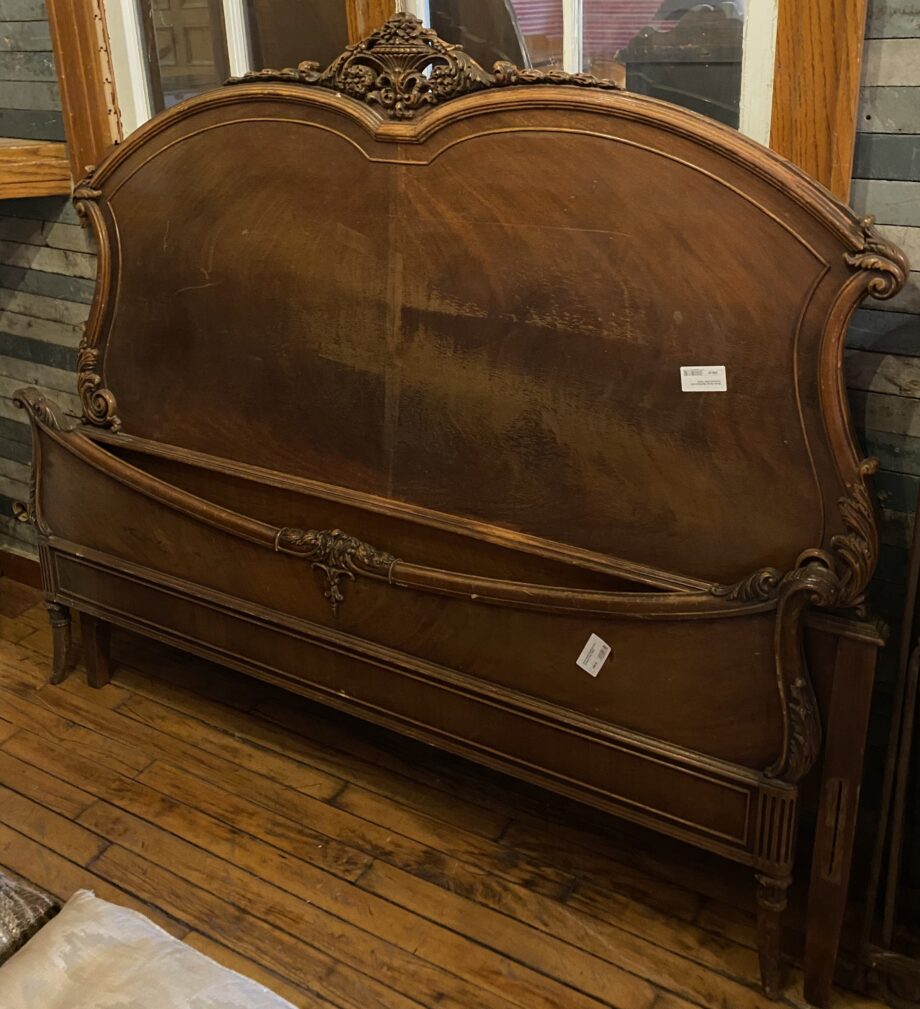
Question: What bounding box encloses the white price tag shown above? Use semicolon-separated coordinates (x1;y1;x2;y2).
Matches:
576;633;611;678
680;365;727;392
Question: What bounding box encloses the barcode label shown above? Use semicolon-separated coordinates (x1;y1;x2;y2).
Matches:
680;365;727;392
576;634;611;678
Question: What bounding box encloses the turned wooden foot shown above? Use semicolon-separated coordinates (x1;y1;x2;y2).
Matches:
80;613;112;688
46;602;73;684
756;872;791;1000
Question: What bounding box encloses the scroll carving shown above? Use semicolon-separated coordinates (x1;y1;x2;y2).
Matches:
12;388;64;536
766;557;841;783
73;165;102;228
845;216;909;300
77;338;121;433
830;458;879;609
713;458;878;611
227;12;622;120
275;526;397;615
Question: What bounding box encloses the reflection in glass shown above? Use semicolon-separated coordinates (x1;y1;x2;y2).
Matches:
138;0;230;111
432;0;746;128
245;0;349;71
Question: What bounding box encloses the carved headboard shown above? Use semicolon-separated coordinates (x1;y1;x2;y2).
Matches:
72;13;907;603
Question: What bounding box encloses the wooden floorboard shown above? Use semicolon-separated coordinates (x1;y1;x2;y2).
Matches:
0;576;889;1009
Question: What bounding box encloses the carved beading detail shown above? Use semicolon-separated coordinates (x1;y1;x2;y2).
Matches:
227;12;622;119
275;527;397;615
845;215;910;300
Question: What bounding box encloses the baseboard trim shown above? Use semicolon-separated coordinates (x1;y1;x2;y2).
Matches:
0;548;42;589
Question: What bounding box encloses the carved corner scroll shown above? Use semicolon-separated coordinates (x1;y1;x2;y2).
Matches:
275;527;397;615
845;215;909;300
77;338;121;433
12;388;65;536
227;12;622;120
73;165;102;226
72;166;122;433
713;458;879;613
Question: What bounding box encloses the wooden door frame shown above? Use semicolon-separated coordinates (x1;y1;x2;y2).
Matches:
45;0;867;202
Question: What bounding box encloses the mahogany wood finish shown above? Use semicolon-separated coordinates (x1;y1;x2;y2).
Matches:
15;15;908;1003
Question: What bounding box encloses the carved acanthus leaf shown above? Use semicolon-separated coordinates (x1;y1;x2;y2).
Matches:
845;215;909;300
764;557;840;783
12;387;65;536
77;331;121;432
830;458;879;608
275;526;397;615
227;13;622;120
73;164;102;227
712;459;878;612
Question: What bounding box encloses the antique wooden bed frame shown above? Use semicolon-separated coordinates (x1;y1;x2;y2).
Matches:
15;14;908;1004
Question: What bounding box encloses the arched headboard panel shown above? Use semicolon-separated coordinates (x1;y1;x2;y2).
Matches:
73;13;907;597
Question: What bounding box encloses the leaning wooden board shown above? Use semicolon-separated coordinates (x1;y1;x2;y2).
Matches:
14;14;909;1005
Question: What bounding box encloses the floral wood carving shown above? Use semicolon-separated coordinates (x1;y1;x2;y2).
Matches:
845;216;909;300
275;526;397;615
227;12;622;120
77;338;121;432
713;458;879;611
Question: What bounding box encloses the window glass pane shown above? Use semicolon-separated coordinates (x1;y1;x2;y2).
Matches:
138;0;231;111
244;0;349;71
431;0;746;128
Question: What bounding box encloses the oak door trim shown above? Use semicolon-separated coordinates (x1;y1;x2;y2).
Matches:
771;0;869;201
44;0;121;182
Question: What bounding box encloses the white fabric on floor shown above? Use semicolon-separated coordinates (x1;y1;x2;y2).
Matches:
0;889;297;1008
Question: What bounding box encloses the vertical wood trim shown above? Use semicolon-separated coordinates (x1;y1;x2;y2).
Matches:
44;0;121;181
347;1;397;44
770;0;869;202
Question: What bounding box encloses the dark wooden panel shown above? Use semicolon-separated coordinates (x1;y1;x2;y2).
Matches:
853;133;920;181
0;329;75;369
0;20;52;50
848;308;920;356
0;107;64;140
0;266;94;303
0;50;56;81
0;1;46;19
859;86;920;133
851;179;920;225
866;0;920;38
0;79;58;110
0;194;77;224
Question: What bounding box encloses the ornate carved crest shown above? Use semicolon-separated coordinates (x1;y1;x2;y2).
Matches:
845;216;910;300
227;12;622;120
275;526;397;614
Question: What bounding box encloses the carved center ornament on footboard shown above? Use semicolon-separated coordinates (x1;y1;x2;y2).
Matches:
274;526;398;615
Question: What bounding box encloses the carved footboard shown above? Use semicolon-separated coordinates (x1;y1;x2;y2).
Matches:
15;14;909;1002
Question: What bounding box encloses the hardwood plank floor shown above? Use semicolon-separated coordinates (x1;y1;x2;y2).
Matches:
0;576;889;1009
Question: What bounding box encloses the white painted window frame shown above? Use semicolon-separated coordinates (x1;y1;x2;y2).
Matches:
104;0;253;136
106;0;778;143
